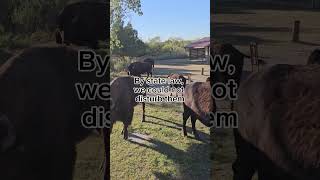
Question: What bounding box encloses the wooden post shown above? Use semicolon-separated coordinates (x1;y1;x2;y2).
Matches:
250;42;260;72
201;68;204;75
292;20;300;42
255;43;259;72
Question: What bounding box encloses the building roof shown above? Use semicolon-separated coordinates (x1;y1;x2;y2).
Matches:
185;37;210;49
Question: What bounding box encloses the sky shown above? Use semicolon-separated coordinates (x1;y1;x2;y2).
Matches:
128;0;210;42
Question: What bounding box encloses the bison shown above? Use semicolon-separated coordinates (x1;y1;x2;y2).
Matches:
110;76;146;139
307;49;320;65
167;73;187;96
143;58;155;68
211;43;267;110
182;78;215;139
127;61;153;77
233;64;320;180
211;43;249;110
0;45;109;180
55;0;108;49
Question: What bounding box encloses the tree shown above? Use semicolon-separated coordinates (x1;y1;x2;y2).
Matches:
110;0;142;52
146;36;162;55
112;22;146;56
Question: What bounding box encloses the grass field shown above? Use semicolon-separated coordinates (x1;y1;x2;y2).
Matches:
212;2;320;180
110;102;212;180
108;57;212;179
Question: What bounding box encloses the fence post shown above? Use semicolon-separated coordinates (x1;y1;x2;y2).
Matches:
250;42;260;72
201;68;204;75
292;20;300;42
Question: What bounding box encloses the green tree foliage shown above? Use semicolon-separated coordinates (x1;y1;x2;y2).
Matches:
110;0;142;51
112;22;146;56
145;37;191;58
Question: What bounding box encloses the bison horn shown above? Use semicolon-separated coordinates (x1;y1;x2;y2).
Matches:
0;114;16;152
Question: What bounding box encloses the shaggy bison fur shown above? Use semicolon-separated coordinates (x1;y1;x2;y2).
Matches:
233;64;320;180
0;45;109;180
110;76;145;139
182;78;215;139
56;0;108;49
307;49;320;65
127;61;153;77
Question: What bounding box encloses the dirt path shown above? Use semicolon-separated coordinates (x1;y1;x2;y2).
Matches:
153;58;210;82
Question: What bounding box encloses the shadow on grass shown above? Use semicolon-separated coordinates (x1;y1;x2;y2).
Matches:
128;135;211;179
145;115;210;142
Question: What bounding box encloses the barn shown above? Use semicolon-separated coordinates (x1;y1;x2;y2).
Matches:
185;37;210;60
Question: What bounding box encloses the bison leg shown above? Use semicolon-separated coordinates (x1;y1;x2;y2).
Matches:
232;129;257;180
123;124;129;140
141;102;145;122
191;115;200;139
123;109;134;140
182;104;191;137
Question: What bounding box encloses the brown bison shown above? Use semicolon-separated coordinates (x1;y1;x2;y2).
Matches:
110;76;146;139
0;45;109;180
167;73;187;96
167;73;187;88
182;78;215;139
233;64;320;180
307;49;320;65
127;61;153;77
56;0;108;49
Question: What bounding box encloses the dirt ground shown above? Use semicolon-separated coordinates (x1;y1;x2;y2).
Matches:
153;58;210;82
211;2;320;180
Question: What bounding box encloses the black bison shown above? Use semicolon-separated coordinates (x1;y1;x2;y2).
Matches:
182;78;215;139
0;45;109;180
211;43;249;110
143;58;155;68
233;64;320;180
127;61;153;77
56;0;108;49
110;76;146;140
307;49;320;65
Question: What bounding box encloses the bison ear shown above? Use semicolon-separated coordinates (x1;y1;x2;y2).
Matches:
0;114;16;152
